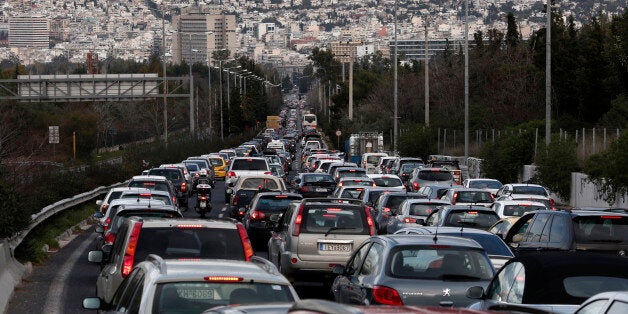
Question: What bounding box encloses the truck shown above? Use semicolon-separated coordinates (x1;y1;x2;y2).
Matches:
344;132;384;164
266;115;281;131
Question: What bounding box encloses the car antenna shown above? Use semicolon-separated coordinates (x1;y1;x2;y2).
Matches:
433;225;439;242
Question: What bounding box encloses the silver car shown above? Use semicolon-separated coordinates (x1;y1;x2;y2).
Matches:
331;234;494;306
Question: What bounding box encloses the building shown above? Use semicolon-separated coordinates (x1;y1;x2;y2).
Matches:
389;38;470;61
9;16;49;48
173;5;237;65
258;22;275;40
330;40;362;62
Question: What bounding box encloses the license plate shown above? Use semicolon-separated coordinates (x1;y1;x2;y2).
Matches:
178;289;214;299
316;188;327;192
319;243;351;252
200;201;206;207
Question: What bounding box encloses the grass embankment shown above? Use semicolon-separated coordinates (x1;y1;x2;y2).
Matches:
14;204;97;264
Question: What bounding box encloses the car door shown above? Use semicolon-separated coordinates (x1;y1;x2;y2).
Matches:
110;268;145;312
334;241;372;304
98;223;129;303
518;213;551;251
269;204;295;267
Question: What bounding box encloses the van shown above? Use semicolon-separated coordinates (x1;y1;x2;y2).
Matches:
361;152;388;174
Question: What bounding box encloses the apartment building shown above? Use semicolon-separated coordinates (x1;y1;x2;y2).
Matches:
9;16;49;48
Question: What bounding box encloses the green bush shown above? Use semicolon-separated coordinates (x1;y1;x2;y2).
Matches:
584;131;628;205
398;125;437;159
480;131;535;183
532;135;579;200
0;168;28;238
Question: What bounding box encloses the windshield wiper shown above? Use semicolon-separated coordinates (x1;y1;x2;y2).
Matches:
441;274;483;280
325;227;354;237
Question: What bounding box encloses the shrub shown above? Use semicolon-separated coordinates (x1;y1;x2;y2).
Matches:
584;131;628;205
532;135;579;200
480;131;535;183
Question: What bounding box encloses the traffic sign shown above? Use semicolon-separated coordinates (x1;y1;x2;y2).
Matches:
335;130;342;137
49;126;59;144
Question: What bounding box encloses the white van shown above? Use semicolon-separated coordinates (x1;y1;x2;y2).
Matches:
361;152;389;174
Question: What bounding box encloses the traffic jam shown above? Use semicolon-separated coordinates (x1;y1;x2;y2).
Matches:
84;94;628;313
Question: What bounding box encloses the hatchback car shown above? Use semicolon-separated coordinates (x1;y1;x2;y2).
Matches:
408;168;455;192
227;174;287;219
462;178;503;195
267;198;376;284
127;175;179;207
423;206;500;231
467;251;628;314
83;255;298;313
490;200;547;218
331;235;494;307
88;218;254;305
242;192;303;250
367;174;406;191
373;192;425;234
440;188;495;207
289;173;336;197
385;199;451;234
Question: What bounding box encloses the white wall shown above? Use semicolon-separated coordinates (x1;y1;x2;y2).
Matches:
570;172;628;208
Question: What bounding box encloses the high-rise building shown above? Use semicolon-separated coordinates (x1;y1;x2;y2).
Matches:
9;16;49;48
173;5;237;65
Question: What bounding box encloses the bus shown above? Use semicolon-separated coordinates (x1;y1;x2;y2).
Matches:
302;113;318;129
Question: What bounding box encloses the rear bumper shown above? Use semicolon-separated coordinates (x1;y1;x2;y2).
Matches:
280;252;349;279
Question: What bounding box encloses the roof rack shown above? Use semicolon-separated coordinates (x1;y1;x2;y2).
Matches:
250;256;279;276
146;254;167;275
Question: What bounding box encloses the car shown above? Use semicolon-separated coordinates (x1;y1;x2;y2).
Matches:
204;155;228;179
118;189;176;207
367;174;406;191
496;193;555;211
385;199;451;234
466;251;628;314
417;184;453;200
336;177;376;189
494;183;555;209
87;218;254;305
331;234;494;307
267;198;376;284
289;173;336;197
95;187;138;214
242;192;303;250
490;200;547;218
327;162;358;176
389;157;424;176
373;192;425;234
423;206;500;231
408;168;455;192
83;255;299;313
503;210;628;256
573;291;628;314
269;163;287;182
361;152;389;174
462;178;503;196
439;187;495;207
333;167;369;182
426;159;462;185
377;156;398;174
392;227;514;270
147;167;190;207
398;162;424;184
487;217;521;240
227;174;287;219
127;175;179;207
225;157;271;202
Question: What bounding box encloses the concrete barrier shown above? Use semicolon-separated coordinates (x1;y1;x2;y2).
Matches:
571;172;628;208
0;239;27;313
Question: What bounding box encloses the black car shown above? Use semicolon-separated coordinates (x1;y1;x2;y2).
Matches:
242;192;302;250
373;192;425;234
467;251;628;313
148;167;189;207
289;173;337;197
504;209;628;256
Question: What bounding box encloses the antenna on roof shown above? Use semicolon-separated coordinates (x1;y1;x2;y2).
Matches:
433;225;439;242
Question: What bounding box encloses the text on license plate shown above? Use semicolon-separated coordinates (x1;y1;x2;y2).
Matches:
319;243;351;252
178;289;214;299
316;188;327;192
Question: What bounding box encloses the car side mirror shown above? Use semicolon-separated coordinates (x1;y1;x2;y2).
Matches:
95;200;102;206
82;297;101;310
415;218;425;225
466;286;485;299
226;188;233;194
94;225;104;233
88;250;103;263
332;265;346;275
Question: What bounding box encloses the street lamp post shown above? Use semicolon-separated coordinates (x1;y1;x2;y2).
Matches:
189;48;199;137
464;0;469;160
393;0;399;153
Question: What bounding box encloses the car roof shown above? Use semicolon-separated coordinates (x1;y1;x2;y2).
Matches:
134;218;238;229
441;205;496;211
131;175;168;181
376;234;485;249
419;168;452;172
493;200;547;206
255;192;302;198
237;174;280;180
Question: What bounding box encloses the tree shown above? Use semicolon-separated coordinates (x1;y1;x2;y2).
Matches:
506;12;519;48
533;135;579;200
584;132;628;205
480;131;535;184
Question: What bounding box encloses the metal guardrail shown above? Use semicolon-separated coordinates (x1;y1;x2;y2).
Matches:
6;180;129;251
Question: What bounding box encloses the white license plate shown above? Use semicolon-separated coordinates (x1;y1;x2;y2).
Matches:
200;201;206;207
319;243;351;252
178;289;214;299
316;188;327;192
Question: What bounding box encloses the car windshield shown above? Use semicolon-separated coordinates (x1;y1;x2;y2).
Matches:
338;170;368;178
149;169;182;181
512;186;548;196
372;177;403;187
240;178;279;190
366;155;384;164
185;164;199;172
418;171;453;181
445;210;499;229
154;281;295;312
387;246;493;280
301;206;368;234
502;204;545;217
469;180;502;189
456;191;494;204
231;159;268;170
340;188;365;199
409;204;438;216
256;196;301;211
303;174;335;183
573;216;628;243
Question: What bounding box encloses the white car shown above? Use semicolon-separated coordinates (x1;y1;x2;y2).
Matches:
490;200;548;218
367;174;405;191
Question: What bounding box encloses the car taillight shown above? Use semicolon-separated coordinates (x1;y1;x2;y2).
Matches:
104;232;115;244
180;182;187;193
122;221;143;277
200;196;208;201
403;218;417;223
292;204;304;236
227;171;236;178
236;223;254;261
413;182;419;191
300;186;310;192
365;207;376;236
100;204;108;214
549;198;556;210
103;218;111;232
452;192;458;205
373;285;403;305
250;210;266;220
172;196;177;204
204;276;243;282
232;195;238;206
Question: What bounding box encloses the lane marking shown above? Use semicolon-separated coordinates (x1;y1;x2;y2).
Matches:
43;232;95;313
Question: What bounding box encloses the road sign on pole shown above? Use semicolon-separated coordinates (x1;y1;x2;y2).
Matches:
49;126;59;144
336;130;342;149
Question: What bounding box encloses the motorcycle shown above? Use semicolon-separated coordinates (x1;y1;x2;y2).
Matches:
195;184;212;218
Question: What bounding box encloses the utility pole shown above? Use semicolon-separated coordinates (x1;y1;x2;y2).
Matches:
348;53;354;120
393;0;399;153
424;21;429;127
545;0;552;145
161;13;168;147
464;0;469;160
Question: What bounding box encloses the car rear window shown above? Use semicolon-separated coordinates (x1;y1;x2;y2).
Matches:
107;191;124;202
303;174;335;183
366;155;383;164
418;171;453;181
110;210;180;234
338;169;368;178
409;204;438;216
149;169;182;181
256;196;302;212
573;216;628;243
134;226;245;262
469;180;502;189
340;188;365;199
186;160;209;169
119;193;172;206
240;178;279;190
185;164;200;172
441;233;513;257
342;180;374;187
372;177;403;187
512;186;548;196
387;246;493;280
208;158;223;166
563;276;628;298
129;181;170;193
301;206;368;235
231;159;268;170
456;191;494;204
384;195;423;211
445;210;499;229
503;204;545;216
